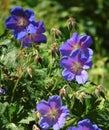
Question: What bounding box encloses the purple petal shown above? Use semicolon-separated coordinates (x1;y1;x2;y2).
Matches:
24;9;35;19
68;32;79;46
36;100;50;115
11;6;24;16
53;116;65;130
83;48;93;59
62;69;75;81
60;106;70;118
60;56;73;69
59;42;72;56
40;117;53;129
48;95;62;109
83;59;92;69
36;21;46;33
5;16;17;30
20;35;32;48
27;24;36;34
81;36;93;47
78;35;88;45
33;34;47;43
76;70;88;84
0;88;5;95
14;30;27;40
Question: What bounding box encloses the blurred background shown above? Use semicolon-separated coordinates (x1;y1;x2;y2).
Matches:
0;0;109;88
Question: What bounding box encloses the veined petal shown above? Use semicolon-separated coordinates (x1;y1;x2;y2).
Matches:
5;16;17;30
81;35;93;47
36;21;46;33
53;116;65;130
14;30;27;40
68;32;79;46
27;23;36;34
76;70;88;84
37;100;50;115
33;34;47;43
60;106;70;118
68;127;78;130
48;95;62;109
11;6;24;16
25;9;35;19
62;69;75;81
60;56;73;69
40;117;53;129
83;48;93;59
59;42;72;56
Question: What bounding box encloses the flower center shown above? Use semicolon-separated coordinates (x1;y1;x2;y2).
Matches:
71;62;82;74
48;109;59;120
18;17;28;27
72;44;81;50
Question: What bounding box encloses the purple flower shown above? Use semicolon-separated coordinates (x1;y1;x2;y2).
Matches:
36;95;69;130
5;6;37;40
0;88;5;95
68;119;102;130
19;21;47;48
59;32;93;58
60;50;92;84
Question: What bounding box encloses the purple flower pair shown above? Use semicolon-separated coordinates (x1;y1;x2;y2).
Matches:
36;95;69;130
68;119;102;130
5;6;47;47
59;32;93;84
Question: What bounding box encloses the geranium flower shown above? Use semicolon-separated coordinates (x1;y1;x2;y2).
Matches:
19;21;47;47
60;50;92;84
36;95;69;130
59;32;93;58
68;119;102;130
5;6;37;40
0;88;5;95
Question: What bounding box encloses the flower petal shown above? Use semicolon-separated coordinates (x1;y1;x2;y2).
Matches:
59;42;72;56
14;30;27;40
5;16;17;30
36;21;46;33
53;116;65;130
33;34;47;43
83;48;93;59
27;24;36;34
60;106;70;118
60;56;73;69
62;69;75;81
68;32;79;46
36;100;50;115
40;117;53;129
11;6;24;16
25;9;35;19
48;95;62;109
81;36;93;47
76;70;88;84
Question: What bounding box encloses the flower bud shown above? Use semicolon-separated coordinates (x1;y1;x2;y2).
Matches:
78;92;85;103
51;28;62;39
35;54;42;65
33;124;40;130
49;43;60;57
59;87;67;97
27;67;33;78
67;17;77;31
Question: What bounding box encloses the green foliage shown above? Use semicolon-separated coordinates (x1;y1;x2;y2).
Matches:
0;0;109;129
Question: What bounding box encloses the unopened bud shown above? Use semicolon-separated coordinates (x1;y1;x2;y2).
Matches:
27;67;33;78
51;28;62;39
35;54;42;65
67;17;77;31
95;85;105;98
33;124;40;130
78;92;85;103
49;43;59;57
35;111;40;120
59;87;67;96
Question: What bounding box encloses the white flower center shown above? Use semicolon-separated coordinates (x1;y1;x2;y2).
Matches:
18;17;28;27
71;62;82;74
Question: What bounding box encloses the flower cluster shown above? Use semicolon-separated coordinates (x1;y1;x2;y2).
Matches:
5;6;47;47
68;119;102;130
59;32;93;84
36;95;69;130
36;95;101;130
